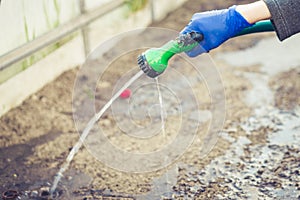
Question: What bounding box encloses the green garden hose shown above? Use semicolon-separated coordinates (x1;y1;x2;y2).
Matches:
138;20;274;78
235;20;274;37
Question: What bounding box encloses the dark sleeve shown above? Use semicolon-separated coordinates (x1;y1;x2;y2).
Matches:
263;0;300;41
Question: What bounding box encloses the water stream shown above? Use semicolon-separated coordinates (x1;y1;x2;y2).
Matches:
155;76;170;195
155;77;166;137
50;70;144;196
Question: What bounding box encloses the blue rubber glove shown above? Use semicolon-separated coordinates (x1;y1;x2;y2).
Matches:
181;6;253;57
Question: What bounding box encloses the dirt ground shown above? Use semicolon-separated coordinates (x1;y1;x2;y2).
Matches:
1;0;299;199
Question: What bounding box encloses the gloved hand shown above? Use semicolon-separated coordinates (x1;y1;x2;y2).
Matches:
181;6;253;57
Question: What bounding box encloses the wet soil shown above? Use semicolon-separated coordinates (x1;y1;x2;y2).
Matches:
1;0;299;199
269;68;300;110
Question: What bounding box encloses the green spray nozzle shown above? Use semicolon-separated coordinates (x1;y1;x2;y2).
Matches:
138;32;203;78
138;20;274;78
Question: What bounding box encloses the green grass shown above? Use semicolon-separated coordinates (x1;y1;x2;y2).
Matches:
125;0;148;13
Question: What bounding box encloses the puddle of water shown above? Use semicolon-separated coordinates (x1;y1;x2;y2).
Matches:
268;110;300;145
163;105;299;199
189;109;211;123
217;35;300;76
137;165;178;200
242;72;274;107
